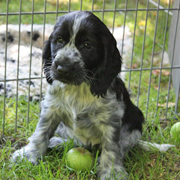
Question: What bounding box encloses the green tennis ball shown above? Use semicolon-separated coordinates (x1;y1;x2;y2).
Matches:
170;122;180;140
65;147;95;172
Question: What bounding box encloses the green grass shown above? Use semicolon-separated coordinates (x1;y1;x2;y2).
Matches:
1;0;180;179
0;97;179;179
1;137;98;179
0;0;126;27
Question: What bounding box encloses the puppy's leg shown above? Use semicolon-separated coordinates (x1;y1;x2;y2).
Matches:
119;125;142;159
11;103;61;164
48;137;67;149
99;128;128;180
99;143;128;180
99;125;141;180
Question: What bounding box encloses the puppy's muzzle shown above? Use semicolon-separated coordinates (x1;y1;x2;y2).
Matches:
54;59;75;74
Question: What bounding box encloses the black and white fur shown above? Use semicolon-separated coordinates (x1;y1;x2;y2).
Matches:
12;11;144;180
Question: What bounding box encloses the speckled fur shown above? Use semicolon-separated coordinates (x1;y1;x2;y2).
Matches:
12;11;144;180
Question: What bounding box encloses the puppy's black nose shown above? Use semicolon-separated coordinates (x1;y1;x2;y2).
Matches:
57;65;64;73
54;60;73;73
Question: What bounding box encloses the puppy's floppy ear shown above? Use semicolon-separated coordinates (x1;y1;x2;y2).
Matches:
43;37;53;84
90;34;122;97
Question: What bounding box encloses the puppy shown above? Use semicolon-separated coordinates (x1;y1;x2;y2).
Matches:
12;11;144;180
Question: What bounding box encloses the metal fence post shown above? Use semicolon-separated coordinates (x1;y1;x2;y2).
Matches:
168;0;180;114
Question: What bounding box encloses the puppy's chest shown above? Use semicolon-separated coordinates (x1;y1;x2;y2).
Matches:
60;85;108;127
49;82;115;145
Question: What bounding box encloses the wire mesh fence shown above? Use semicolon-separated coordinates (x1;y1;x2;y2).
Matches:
0;0;179;138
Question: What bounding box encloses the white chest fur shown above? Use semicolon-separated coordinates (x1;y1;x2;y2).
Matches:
45;80;124;146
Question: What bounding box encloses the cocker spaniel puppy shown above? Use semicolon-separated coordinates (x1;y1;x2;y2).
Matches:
12;11;144;180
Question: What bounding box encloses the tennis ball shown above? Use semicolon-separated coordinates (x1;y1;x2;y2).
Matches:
170;122;180;139
65;147;95;172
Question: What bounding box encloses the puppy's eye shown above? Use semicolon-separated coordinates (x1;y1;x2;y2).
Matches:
57;36;64;44
84;42;91;49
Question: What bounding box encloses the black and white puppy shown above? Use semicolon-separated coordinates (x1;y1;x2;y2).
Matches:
12;11;144;180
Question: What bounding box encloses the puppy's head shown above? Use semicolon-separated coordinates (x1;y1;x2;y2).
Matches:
43;11;122;97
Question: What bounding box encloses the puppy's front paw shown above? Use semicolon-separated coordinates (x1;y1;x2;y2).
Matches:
11;145;39;165
100;173;128;180
99;167;128;180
